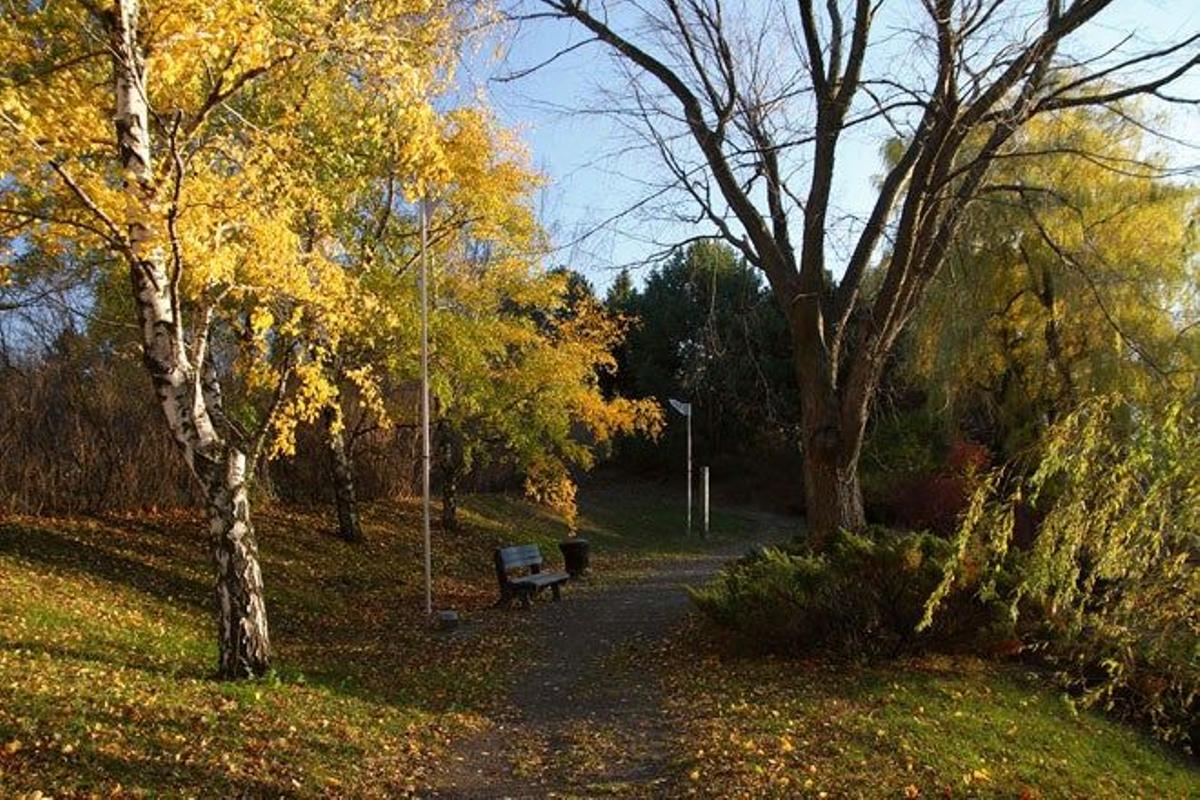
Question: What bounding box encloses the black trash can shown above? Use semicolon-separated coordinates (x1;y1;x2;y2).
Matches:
559;538;590;578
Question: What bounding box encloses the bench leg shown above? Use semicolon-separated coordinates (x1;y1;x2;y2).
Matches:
521;589;533;609
552;583;561;602
494;586;513;609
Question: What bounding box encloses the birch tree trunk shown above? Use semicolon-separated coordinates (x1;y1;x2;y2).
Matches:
323;407;363;543
208;450;271;677
113;0;270;679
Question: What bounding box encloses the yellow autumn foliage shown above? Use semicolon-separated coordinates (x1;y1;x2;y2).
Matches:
905;106;1199;452
2;0;660;514
1;0;480;457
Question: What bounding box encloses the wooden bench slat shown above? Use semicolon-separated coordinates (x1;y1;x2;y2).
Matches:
497;544;543;570
512;572;568;587
499;544;540;557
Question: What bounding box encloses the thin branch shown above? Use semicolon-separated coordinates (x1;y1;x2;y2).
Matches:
248;352;297;471
493;36;598;82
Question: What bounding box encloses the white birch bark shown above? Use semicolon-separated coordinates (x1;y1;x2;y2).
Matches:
324;405;363;543
112;0;271;678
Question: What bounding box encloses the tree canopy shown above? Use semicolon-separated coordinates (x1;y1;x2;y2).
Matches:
0;0;659;677
524;0;1200;542
904;108;1200;456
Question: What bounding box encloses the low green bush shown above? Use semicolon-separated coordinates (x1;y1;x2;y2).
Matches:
691;527;1006;657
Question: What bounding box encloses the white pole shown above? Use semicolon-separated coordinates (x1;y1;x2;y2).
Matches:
686;410;692;535
702;465;709;537
420;199;432;616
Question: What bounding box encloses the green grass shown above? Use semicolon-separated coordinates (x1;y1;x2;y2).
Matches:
465;479;793;554
1;484;1193;797
0;493;581;797
461;480;802;593
0;482;787;796
662;624;1198;798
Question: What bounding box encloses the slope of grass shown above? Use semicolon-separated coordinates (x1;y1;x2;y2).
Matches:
662;621;1198;798
468;477;798;580
0;483;783;797
0;499;520;797
2;484;1193;797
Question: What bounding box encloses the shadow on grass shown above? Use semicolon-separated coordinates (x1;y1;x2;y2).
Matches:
0;520;488;718
0;522;210;612
0;637;211;681
5;745;300;798
1;489;802;720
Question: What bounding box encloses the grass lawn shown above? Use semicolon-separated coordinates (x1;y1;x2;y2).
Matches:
0;482;1194;797
0;482;754;797
467;477;797;581
660;620;1198;798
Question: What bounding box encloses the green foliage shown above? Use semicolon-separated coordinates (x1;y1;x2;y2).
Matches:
606;241;798;470
860;406;947;505
925;395;1200;751
693;528;1003;656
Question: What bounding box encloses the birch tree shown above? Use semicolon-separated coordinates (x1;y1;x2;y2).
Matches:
1;0;455;677
523;0;1199;543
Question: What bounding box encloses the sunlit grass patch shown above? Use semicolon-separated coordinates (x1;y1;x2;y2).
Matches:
0;483;783;796
662;625;1197;798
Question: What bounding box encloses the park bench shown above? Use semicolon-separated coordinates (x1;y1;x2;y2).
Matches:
494;544;569;608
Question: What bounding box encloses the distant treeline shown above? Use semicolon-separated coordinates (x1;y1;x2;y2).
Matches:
601;242;804;506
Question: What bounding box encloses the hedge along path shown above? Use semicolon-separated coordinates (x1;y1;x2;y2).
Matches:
427;516;794;798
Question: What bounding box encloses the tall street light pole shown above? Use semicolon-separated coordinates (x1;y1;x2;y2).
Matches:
419;198;433;616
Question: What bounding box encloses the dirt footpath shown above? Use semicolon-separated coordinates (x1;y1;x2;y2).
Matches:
425;530;785;799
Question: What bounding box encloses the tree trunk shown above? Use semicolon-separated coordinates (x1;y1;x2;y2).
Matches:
441;467;459;531
324;408;363;543
208;449;271;679
801;440;866;548
793;330;870;548
111;0;271;679
439;424;462;531
1038;265;1077;412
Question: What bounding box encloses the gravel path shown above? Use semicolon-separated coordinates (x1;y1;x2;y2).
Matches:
425;529;785;799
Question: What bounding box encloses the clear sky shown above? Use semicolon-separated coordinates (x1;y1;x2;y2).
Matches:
462;0;1200;292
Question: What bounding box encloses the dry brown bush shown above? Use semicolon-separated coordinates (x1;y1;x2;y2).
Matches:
1;342;515;515
0;335;197;514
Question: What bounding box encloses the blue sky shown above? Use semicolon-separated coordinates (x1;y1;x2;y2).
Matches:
463;0;1200;291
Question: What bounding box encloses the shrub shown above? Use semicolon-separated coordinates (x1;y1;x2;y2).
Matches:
924;396;1200;752
861;407;990;534
0;336;196;514
861;406;945;515
692;527;1005;657
888;471;974;535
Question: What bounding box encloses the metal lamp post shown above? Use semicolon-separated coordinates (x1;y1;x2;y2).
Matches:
419;198;432;616
668;398;692;535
